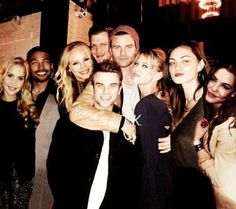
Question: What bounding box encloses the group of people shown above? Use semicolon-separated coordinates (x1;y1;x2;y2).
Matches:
0;46;59;209
0;23;235;209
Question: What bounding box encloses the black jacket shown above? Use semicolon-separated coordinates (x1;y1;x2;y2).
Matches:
47;112;141;209
0;99;35;183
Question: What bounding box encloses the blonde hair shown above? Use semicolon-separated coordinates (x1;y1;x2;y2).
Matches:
135;49;172;114
0;57;39;128
135;49;169;98
55;41;94;112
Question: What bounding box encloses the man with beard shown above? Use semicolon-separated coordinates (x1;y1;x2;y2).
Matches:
26;46;56;112
26;46;59;209
109;25;140;122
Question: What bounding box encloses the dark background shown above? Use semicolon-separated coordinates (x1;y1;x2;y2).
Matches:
0;0;235;64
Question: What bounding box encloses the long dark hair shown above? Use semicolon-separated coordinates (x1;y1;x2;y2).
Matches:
204;63;236;146
166;40;209;124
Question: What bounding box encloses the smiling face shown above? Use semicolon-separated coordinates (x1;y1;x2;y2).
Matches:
68;46;93;82
168;46;203;85
3;65;25;101
90;31;111;63
28;51;53;83
205;67;235;109
93;72;121;110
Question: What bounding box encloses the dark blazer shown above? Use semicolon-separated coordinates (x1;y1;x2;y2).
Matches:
47;113;141;209
170;98;216;209
171;98;204;169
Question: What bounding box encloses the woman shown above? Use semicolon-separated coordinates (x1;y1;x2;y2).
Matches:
133;49;173;209
166;40;216;209
0;57;39;209
47;41;94;208
193;63;236;209
54;41;94;114
167;40;208;167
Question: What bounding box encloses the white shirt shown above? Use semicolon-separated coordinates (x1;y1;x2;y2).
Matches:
121;82;140;123
87;131;110;209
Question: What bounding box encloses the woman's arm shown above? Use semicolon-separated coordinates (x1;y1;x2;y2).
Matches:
194;118;236;189
135;96;172;150
158;135;171;153
69;83;136;143
69;83;122;133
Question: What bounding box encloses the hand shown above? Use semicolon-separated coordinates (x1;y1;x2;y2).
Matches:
121;119;136;145
194;118;209;144
158;134;171;153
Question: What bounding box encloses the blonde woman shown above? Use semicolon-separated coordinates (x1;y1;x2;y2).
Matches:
133;49;173;209
54;41;94;114
0;57;39;209
47;41;95;208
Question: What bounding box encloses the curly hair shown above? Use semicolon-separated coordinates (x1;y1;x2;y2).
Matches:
55;41;94;112
0;57;39;128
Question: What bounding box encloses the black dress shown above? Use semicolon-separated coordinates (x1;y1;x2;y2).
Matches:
0;99;35;209
135;94;173;209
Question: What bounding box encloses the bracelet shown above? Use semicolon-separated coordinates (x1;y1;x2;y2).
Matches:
194;143;203;152
119;116;126;132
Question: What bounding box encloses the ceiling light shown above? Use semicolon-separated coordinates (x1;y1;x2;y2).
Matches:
199;0;222;19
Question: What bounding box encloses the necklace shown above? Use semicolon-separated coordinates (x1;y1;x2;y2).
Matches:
184;88;203;113
184;99;197;112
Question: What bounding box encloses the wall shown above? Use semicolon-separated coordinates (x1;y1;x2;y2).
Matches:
67;0;93;45
0;0;93;66
0;12;41;65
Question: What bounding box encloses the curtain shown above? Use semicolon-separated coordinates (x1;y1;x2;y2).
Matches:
156;0;236;23
157;0;201;23
158;0;195;7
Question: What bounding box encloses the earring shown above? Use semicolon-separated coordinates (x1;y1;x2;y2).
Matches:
231;92;236;97
198;72;205;82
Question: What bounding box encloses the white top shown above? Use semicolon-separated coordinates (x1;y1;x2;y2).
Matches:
200;117;236;202
29;94;59;209
87;131;110;209
121;82;140;123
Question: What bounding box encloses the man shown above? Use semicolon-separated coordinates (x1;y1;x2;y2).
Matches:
47;62;140;209
89;25;113;63
109;25;140;122
26;46;56;112
109;25;139;86
26;46;59;209
69;25;140;141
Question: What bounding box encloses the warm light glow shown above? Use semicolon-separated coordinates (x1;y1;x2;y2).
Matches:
201;11;219;19
199;0;222;19
199;0;221;9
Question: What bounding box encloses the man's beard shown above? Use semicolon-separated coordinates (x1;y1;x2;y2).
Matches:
115;59;133;68
31;75;51;83
31;70;52;83
32;76;50;83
